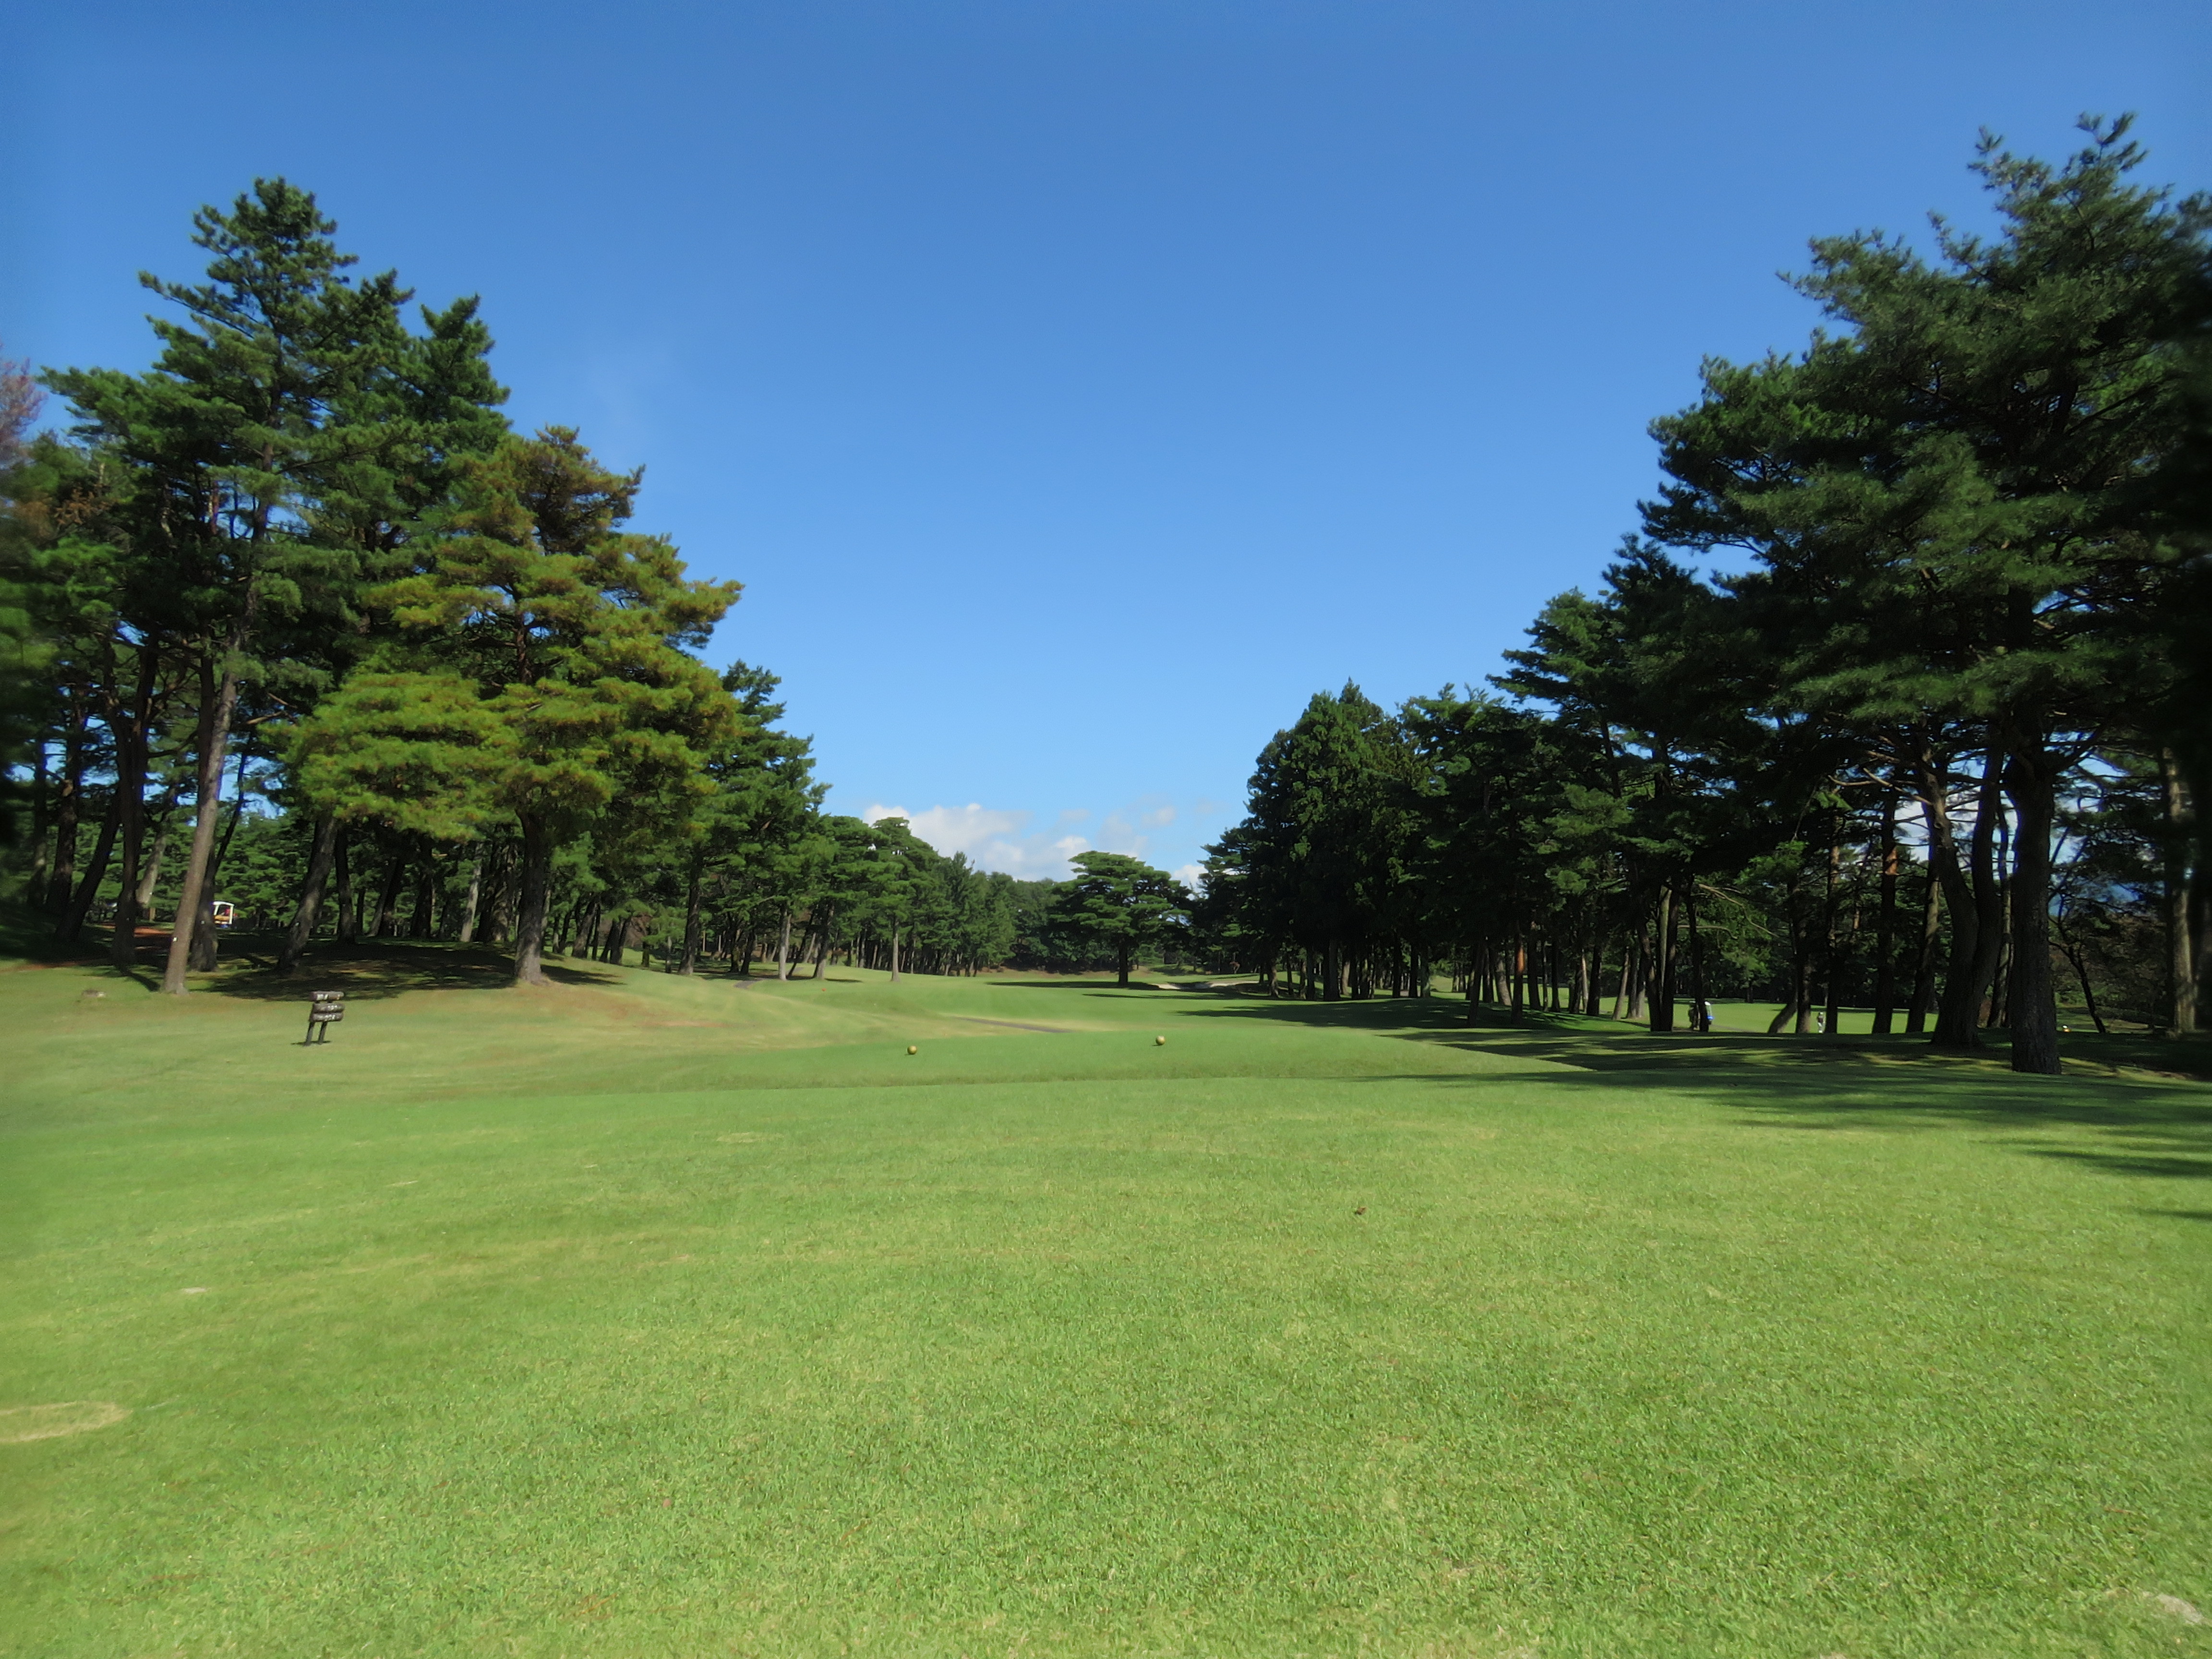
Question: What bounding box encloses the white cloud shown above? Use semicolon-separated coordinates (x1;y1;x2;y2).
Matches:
860;794;1215;882
1172;862;1207;892
864;802;1093;880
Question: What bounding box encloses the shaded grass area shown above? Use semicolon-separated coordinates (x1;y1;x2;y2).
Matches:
2;942;2209;1657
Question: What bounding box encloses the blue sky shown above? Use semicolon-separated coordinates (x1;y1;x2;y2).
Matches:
9;0;2209;883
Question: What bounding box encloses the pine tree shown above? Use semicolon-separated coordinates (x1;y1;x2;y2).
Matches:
301;428;740;983
1049;852;1188;987
1646;120;2210;1071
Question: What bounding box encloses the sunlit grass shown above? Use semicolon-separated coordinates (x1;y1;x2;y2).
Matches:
3;943;2207;1656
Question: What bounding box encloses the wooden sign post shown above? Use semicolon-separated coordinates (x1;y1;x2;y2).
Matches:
306;990;346;1045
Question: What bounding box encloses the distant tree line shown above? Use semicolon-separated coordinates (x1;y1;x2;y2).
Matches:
0;180;1067;987
1193;124;2211;1074
4;126;2206;1060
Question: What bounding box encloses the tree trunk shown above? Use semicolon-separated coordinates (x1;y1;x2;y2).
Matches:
1820;830;1844;1038
1115;938;1130;988
60;790;121;948
334;830;357;942
679;861;703;974
1648;888;1677;1033
190;744;254;971
1789;893;1813;1035
2059;936;2109;1035
2004;741;2062;1075
277;812;340;974
26;728;51;914
410;850;437;939
1986;809;2012;1029
1907;853;1942;1034
1509;934;1526;1025
1685;880;1708;1033
471;844;500;945
135;787;178;916
457;854;484;944
890;922;902;983
1931;750;2005;1047
163;649;242;995
1872;792;1899;1034
107;649;157;972
776;905;793;981
513;818;554;985
2164;750;2198;1035
43;691;86;926
371;846;406;938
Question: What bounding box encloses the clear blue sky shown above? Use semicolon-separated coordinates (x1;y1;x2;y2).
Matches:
10;1;2209;882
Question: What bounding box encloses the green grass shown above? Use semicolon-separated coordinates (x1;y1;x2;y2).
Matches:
3;942;2209;1656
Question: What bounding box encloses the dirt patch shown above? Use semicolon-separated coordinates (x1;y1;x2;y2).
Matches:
0;1401;131;1443
2145;1593;2205;1624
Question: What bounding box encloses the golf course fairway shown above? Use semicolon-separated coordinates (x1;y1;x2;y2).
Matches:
3;945;2208;1657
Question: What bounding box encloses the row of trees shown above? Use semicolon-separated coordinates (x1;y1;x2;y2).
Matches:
1193;123;2210;1074
7;124;2203;1058
0;180;1170;990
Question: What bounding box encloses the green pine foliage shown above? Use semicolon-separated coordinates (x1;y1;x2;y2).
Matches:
2;186;1037;990
1048;851;1190;987
3;127;2208;1039
1192;121;2210;1060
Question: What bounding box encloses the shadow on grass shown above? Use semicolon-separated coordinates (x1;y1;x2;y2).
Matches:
188;937;623;1001
1143;989;2212;1188
996;975;1493;1029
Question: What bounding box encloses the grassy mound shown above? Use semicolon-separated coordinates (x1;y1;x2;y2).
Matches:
3;944;2207;1656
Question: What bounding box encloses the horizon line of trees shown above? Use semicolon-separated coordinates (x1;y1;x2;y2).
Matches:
0;179;1178;990
5;123;2208;1062
1191;121;2210;1074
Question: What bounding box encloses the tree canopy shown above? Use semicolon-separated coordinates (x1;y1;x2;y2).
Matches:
1049;852;1189;987
4;127;2208;1060
1186;122;2211;1068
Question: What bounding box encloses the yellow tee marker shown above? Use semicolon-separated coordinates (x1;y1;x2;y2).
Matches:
906;1045;918;1055
1154;1035;1166;1046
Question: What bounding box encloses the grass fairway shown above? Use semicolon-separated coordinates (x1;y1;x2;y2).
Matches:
3;947;2209;1657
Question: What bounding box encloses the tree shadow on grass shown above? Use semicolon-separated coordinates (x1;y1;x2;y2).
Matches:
1488;1032;2212;1189
997;976;1498;1031
1169;993;2212;1188
192;938;621;1001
